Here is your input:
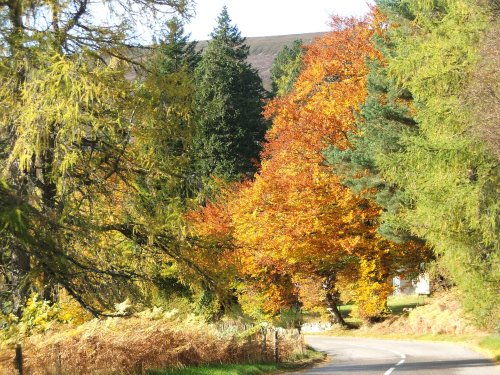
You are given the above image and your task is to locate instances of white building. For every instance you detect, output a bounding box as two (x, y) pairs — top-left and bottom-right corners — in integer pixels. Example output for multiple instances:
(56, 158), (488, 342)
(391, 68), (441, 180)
(393, 273), (430, 295)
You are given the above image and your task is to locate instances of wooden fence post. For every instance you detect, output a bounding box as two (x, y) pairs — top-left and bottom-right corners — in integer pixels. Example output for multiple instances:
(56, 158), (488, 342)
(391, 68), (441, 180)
(301, 329), (305, 355)
(14, 343), (23, 375)
(260, 326), (267, 361)
(273, 329), (279, 363)
(55, 344), (62, 375)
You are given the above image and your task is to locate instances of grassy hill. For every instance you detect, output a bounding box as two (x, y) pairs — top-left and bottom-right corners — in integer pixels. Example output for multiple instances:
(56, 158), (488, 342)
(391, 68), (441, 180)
(197, 32), (326, 90)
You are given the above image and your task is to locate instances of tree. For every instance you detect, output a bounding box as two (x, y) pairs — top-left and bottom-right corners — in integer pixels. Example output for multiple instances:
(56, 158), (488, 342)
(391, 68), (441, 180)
(192, 6), (267, 181)
(270, 39), (304, 97)
(155, 17), (201, 75)
(324, 8), (421, 245)
(0, 0), (191, 317)
(377, 0), (498, 328)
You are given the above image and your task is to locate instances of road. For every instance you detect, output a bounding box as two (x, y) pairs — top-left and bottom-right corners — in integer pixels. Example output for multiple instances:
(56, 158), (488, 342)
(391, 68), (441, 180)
(299, 336), (499, 375)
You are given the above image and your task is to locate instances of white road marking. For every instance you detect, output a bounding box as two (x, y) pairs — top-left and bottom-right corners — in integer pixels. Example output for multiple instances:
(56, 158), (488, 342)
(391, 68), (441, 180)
(388, 349), (406, 359)
(347, 343), (406, 374)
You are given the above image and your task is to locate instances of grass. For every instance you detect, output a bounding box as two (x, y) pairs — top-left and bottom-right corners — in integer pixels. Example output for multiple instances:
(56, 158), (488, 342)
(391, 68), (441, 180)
(337, 294), (425, 326)
(147, 347), (326, 375)
(147, 364), (279, 375)
(478, 335), (500, 362)
(387, 294), (427, 314)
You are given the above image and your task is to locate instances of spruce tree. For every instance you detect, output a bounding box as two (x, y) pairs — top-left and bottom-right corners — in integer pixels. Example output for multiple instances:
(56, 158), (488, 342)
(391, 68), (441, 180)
(156, 17), (200, 75)
(193, 7), (267, 181)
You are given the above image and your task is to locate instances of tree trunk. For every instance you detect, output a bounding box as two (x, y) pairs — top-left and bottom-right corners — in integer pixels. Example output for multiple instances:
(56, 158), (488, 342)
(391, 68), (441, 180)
(325, 290), (346, 326)
(322, 273), (347, 326)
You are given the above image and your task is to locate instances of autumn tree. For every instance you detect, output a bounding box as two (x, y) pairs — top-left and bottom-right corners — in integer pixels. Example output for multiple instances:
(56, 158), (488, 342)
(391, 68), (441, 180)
(192, 7), (267, 181)
(324, 9), (421, 245)
(227, 16), (427, 323)
(0, 0), (192, 317)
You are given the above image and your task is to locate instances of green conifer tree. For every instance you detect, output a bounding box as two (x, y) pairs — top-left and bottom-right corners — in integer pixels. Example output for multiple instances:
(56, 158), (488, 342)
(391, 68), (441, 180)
(328, 0), (499, 328)
(193, 6), (267, 181)
(156, 17), (201, 75)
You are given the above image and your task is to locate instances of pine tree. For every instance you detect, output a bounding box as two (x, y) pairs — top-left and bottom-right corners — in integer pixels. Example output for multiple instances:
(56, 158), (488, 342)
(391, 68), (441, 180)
(192, 7), (267, 181)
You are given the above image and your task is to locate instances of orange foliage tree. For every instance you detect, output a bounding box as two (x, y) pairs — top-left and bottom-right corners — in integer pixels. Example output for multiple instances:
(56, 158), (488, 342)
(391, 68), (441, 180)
(190, 14), (425, 324)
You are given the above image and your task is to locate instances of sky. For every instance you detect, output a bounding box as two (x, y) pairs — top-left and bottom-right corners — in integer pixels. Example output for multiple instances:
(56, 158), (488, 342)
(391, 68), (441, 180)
(185, 0), (375, 41)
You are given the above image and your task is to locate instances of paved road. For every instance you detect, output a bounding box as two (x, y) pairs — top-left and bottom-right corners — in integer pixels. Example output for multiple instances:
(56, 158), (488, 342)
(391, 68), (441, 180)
(300, 336), (499, 375)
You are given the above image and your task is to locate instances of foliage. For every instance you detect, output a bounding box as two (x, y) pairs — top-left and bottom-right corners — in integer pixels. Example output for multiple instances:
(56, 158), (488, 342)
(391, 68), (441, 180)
(0, 0), (196, 320)
(192, 7), (267, 181)
(464, 8), (500, 159)
(327, 0), (498, 329)
(156, 17), (201, 75)
(270, 40), (304, 97)
(0, 292), (90, 342)
(0, 311), (303, 374)
(372, 0), (498, 328)
(323, 15), (421, 244)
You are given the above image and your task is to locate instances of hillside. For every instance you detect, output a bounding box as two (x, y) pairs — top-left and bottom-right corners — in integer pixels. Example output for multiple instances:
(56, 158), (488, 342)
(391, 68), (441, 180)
(197, 32), (326, 90)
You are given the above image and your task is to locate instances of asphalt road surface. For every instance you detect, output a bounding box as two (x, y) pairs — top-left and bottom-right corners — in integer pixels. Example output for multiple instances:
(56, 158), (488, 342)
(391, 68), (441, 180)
(299, 336), (499, 375)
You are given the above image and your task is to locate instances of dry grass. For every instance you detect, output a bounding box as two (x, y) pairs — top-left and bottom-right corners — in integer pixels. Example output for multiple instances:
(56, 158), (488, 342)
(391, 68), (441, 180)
(362, 293), (478, 336)
(0, 311), (303, 375)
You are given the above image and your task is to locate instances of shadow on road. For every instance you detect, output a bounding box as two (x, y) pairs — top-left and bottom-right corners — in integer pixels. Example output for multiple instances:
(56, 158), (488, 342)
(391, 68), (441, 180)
(301, 358), (495, 373)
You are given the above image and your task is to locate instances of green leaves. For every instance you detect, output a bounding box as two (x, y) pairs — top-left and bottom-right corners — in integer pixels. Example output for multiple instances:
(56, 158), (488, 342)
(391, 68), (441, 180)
(0, 181), (27, 237)
(5, 53), (131, 194)
(270, 40), (304, 97)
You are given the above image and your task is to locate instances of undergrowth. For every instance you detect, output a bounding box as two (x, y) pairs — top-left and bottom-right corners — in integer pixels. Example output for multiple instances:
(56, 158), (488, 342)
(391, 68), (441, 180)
(0, 310), (304, 375)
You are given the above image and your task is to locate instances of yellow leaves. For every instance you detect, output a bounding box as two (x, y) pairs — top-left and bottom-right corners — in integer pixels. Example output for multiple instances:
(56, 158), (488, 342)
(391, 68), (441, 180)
(3, 51), (131, 200)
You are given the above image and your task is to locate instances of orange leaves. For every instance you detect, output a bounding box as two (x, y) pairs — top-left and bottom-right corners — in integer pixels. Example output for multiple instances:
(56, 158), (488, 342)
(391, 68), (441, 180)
(227, 16), (389, 315)
(264, 16), (379, 158)
(187, 13), (403, 318)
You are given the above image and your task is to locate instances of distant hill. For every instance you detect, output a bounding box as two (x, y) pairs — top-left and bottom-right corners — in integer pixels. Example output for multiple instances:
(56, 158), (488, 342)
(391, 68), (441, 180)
(197, 32), (326, 91)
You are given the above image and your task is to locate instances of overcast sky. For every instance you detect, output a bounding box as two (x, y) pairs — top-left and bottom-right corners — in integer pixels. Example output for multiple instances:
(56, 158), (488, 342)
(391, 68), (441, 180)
(185, 0), (375, 40)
